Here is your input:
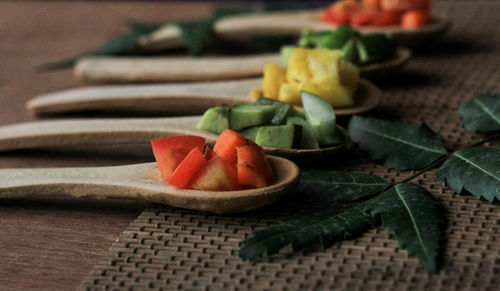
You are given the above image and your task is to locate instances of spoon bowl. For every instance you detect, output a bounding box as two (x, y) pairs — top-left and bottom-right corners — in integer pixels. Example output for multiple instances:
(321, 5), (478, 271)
(0, 156), (300, 214)
(27, 78), (381, 117)
(0, 116), (349, 162)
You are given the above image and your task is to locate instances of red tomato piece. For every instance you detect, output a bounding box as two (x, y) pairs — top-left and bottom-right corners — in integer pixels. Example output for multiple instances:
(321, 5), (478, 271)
(213, 129), (249, 167)
(401, 10), (429, 28)
(372, 10), (402, 26)
(381, 0), (426, 12)
(350, 9), (377, 26)
(362, 0), (381, 10)
(168, 147), (207, 189)
(151, 136), (205, 182)
(188, 157), (239, 191)
(321, 0), (362, 25)
(203, 147), (217, 160)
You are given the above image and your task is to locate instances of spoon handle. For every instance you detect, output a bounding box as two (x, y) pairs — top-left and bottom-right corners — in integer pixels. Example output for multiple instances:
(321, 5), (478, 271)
(0, 117), (217, 152)
(0, 164), (153, 200)
(74, 54), (280, 83)
(28, 79), (261, 116)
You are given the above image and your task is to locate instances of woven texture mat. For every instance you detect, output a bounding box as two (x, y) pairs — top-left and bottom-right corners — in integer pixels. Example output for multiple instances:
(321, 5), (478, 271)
(80, 1), (500, 290)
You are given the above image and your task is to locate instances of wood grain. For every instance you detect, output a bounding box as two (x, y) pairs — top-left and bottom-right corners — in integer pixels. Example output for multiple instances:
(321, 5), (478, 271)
(75, 54), (281, 83)
(0, 157), (300, 214)
(0, 1), (211, 290)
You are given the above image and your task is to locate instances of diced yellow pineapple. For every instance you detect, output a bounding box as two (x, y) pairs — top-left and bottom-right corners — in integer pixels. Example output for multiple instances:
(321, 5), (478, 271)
(302, 82), (354, 108)
(307, 49), (344, 84)
(249, 88), (263, 100)
(286, 48), (312, 84)
(278, 83), (302, 105)
(338, 59), (359, 90)
(263, 63), (286, 99)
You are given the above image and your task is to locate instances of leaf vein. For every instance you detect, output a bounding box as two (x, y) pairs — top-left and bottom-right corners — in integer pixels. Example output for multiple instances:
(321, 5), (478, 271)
(394, 184), (432, 264)
(473, 99), (500, 125)
(353, 125), (445, 154)
(454, 151), (500, 181)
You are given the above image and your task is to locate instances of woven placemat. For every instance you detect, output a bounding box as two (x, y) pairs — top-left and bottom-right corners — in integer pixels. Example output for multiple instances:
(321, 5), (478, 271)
(80, 1), (500, 290)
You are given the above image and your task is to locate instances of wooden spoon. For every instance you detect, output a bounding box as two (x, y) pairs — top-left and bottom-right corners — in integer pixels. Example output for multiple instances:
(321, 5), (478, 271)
(74, 54), (281, 83)
(74, 48), (410, 84)
(0, 116), (349, 162)
(27, 79), (381, 117)
(141, 9), (450, 51)
(0, 156), (300, 214)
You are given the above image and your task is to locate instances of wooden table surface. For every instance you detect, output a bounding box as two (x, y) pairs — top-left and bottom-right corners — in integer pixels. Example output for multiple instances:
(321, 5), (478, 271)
(0, 2), (211, 290)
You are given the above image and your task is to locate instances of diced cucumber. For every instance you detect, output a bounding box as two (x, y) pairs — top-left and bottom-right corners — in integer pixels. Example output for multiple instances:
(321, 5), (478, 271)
(301, 90), (338, 146)
(280, 45), (296, 67)
(255, 124), (300, 149)
(286, 117), (319, 149)
(255, 97), (305, 121)
(229, 104), (276, 131)
(197, 106), (230, 134)
(239, 126), (260, 142)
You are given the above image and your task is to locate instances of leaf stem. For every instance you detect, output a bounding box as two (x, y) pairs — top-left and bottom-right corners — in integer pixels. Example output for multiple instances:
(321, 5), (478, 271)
(392, 132), (500, 186)
(395, 155), (449, 186)
(467, 132), (500, 147)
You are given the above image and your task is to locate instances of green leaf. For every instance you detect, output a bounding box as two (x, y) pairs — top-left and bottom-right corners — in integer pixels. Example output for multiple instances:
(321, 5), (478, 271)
(176, 19), (214, 56)
(39, 27), (160, 71)
(435, 147), (500, 201)
(459, 94), (500, 132)
(365, 183), (444, 273)
(239, 202), (378, 260)
(348, 116), (448, 171)
(297, 171), (390, 202)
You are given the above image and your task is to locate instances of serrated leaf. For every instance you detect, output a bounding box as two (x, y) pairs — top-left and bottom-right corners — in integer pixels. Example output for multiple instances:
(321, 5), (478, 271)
(459, 94), (500, 131)
(239, 203), (377, 260)
(435, 147), (500, 201)
(365, 183), (444, 273)
(176, 19), (214, 57)
(348, 116), (448, 171)
(297, 171), (390, 202)
(39, 27), (160, 71)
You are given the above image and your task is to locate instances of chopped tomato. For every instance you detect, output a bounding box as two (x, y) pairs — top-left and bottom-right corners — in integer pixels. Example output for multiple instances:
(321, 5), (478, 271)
(321, 0), (361, 25)
(401, 10), (429, 28)
(203, 147), (217, 160)
(151, 136), (205, 182)
(371, 10), (402, 26)
(381, 0), (427, 12)
(362, 0), (381, 10)
(350, 9), (377, 26)
(169, 147), (207, 188)
(188, 157), (239, 191)
(213, 129), (248, 167)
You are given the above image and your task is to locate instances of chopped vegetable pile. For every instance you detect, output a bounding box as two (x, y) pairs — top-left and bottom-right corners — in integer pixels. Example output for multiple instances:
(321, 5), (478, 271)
(284, 26), (397, 66)
(252, 48), (359, 108)
(198, 91), (342, 150)
(152, 131), (275, 191)
(321, 0), (431, 28)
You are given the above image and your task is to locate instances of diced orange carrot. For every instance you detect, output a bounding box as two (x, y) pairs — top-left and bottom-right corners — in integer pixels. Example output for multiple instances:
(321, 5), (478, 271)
(248, 141), (275, 184)
(213, 129), (248, 167)
(401, 10), (429, 28)
(169, 147), (207, 189)
(236, 145), (268, 188)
